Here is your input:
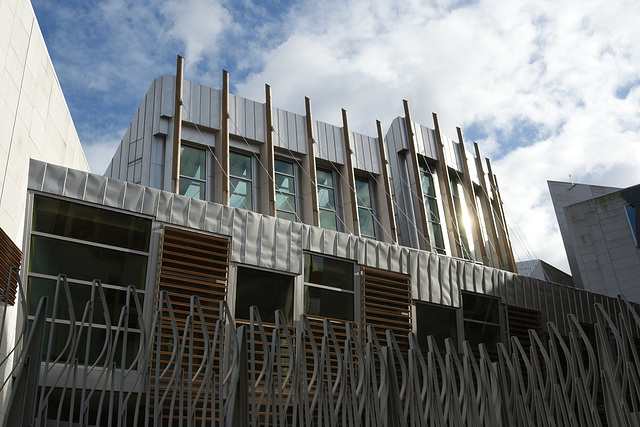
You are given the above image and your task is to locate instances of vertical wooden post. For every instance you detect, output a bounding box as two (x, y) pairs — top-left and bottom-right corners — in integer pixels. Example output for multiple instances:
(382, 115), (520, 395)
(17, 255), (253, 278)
(403, 100), (431, 251)
(217, 70), (230, 205)
(304, 97), (320, 227)
(342, 108), (359, 236)
(456, 127), (488, 264)
(376, 120), (398, 244)
(486, 159), (518, 273)
(263, 84), (276, 216)
(171, 55), (184, 194)
(433, 113), (461, 258)
(474, 143), (503, 269)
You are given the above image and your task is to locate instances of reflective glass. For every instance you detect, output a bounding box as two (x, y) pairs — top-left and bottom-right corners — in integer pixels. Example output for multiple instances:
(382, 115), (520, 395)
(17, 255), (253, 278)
(33, 196), (151, 252)
(462, 293), (500, 324)
(275, 174), (295, 193)
(426, 198), (440, 222)
(235, 267), (294, 324)
(275, 159), (294, 175)
(317, 188), (335, 210)
(29, 235), (148, 289)
(277, 211), (297, 222)
(230, 177), (252, 210)
(358, 208), (375, 238)
(316, 169), (333, 187)
(276, 193), (296, 213)
(180, 145), (206, 180)
(430, 223), (445, 251)
(304, 253), (353, 291)
(304, 285), (354, 321)
(355, 178), (372, 208)
(421, 171), (436, 196)
(319, 210), (338, 231)
(230, 152), (252, 179)
(415, 302), (458, 351)
(179, 178), (205, 199)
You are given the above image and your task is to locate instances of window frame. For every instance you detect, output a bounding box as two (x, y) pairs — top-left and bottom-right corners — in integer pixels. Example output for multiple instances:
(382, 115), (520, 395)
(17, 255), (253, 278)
(229, 151), (255, 211)
(316, 167), (342, 232)
(420, 165), (446, 255)
(274, 158), (299, 222)
(460, 291), (504, 352)
(355, 175), (377, 239)
(178, 144), (207, 200)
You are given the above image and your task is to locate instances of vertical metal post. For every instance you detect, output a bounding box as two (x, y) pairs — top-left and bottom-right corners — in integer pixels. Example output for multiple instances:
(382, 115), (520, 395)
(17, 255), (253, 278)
(170, 55), (184, 194)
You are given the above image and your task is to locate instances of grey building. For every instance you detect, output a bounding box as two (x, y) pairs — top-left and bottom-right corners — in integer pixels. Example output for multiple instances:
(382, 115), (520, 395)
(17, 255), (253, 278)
(549, 180), (640, 302)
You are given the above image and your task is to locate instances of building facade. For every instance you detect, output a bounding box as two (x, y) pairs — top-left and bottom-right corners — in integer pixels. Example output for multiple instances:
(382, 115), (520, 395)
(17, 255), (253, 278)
(549, 180), (640, 302)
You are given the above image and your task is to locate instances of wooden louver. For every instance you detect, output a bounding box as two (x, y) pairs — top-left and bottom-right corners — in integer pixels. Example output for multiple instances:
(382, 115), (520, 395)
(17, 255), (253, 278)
(0, 226), (21, 305)
(363, 266), (412, 353)
(154, 225), (231, 423)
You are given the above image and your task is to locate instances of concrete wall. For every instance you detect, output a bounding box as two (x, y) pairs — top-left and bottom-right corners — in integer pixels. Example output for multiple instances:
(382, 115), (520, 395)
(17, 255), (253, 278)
(565, 191), (640, 302)
(0, 0), (88, 249)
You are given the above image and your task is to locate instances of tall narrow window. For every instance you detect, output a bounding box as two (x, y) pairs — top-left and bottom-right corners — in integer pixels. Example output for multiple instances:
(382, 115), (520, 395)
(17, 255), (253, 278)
(317, 169), (339, 231)
(275, 159), (298, 222)
(229, 152), (253, 210)
(420, 168), (446, 254)
(450, 178), (471, 258)
(304, 253), (354, 321)
(355, 177), (376, 239)
(625, 204), (638, 247)
(179, 145), (206, 199)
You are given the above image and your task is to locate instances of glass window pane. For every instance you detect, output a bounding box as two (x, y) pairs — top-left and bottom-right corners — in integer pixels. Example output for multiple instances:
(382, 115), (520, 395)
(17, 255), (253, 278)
(230, 177), (252, 210)
(304, 285), (354, 321)
(275, 159), (294, 175)
(316, 169), (333, 187)
(358, 208), (375, 238)
(319, 210), (338, 231)
(275, 174), (295, 194)
(179, 178), (206, 199)
(304, 253), (353, 291)
(415, 303), (458, 351)
(317, 188), (335, 210)
(277, 211), (297, 222)
(355, 179), (372, 208)
(430, 223), (445, 250)
(421, 171), (435, 197)
(235, 267), (294, 324)
(426, 198), (440, 222)
(463, 321), (501, 351)
(33, 196), (151, 252)
(462, 293), (500, 324)
(29, 236), (148, 289)
(230, 152), (252, 179)
(180, 145), (206, 180)
(276, 193), (296, 213)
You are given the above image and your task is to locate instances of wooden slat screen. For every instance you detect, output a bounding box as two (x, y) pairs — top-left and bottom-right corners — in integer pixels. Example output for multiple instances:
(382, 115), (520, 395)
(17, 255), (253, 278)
(363, 266), (412, 353)
(154, 225), (230, 423)
(0, 226), (21, 305)
(507, 304), (542, 345)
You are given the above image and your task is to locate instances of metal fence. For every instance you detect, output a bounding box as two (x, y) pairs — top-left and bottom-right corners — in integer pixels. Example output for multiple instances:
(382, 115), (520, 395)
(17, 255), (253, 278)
(1, 270), (640, 426)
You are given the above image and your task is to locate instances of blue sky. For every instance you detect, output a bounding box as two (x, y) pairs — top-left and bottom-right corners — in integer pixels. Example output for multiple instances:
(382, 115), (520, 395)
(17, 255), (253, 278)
(31, 0), (640, 273)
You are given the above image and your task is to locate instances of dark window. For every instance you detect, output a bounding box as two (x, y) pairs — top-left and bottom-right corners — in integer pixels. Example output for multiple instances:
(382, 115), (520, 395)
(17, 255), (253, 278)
(462, 292), (503, 353)
(415, 302), (458, 352)
(235, 267), (294, 324)
(303, 253), (354, 321)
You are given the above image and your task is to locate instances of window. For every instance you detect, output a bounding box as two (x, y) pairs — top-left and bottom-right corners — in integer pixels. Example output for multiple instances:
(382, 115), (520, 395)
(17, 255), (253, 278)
(415, 302), (458, 352)
(355, 177), (376, 239)
(317, 169), (340, 231)
(420, 167), (446, 254)
(229, 152), (253, 210)
(27, 195), (151, 366)
(235, 266), (294, 325)
(462, 292), (503, 353)
(275, 159), (298, 222)
(303, 253), (354, 321)
(450, 178), (471, 258)
(179, 145), (206, 199)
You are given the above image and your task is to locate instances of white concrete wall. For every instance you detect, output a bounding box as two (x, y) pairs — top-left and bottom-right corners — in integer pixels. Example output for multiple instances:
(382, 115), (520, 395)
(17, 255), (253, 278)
(0, 0), (89, 250)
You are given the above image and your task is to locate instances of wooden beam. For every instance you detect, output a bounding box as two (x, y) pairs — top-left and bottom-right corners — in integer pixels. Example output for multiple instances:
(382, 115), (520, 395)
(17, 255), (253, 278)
(403, 100), (431, 251)
(456, 127), (488, 264)
(376, 120), (397, 244)
(341, 108), (359, 236)
(474, 143), (503, 269)
(263, 84), (276, 216)
(170, 55), (184, 194)
(486, 159), (518, 273)
(304, 97), (320, 227)
(217, 70), (230, 205)
(432, 113), (461, 258)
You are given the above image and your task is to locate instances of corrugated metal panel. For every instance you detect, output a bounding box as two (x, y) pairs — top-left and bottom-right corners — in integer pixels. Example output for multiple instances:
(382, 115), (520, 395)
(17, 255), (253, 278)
(415, 124), (438, 161)
(314, 121), (345, 164)
(273, 108), (306, 154)
(160, 74), (175, 118)
(229, 94), (265, 143)
(351, 132), (381, 174)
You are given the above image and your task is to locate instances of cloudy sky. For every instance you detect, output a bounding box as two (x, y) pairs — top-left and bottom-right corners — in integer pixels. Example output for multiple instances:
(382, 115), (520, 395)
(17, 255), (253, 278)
(32, 0), (640, 273)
